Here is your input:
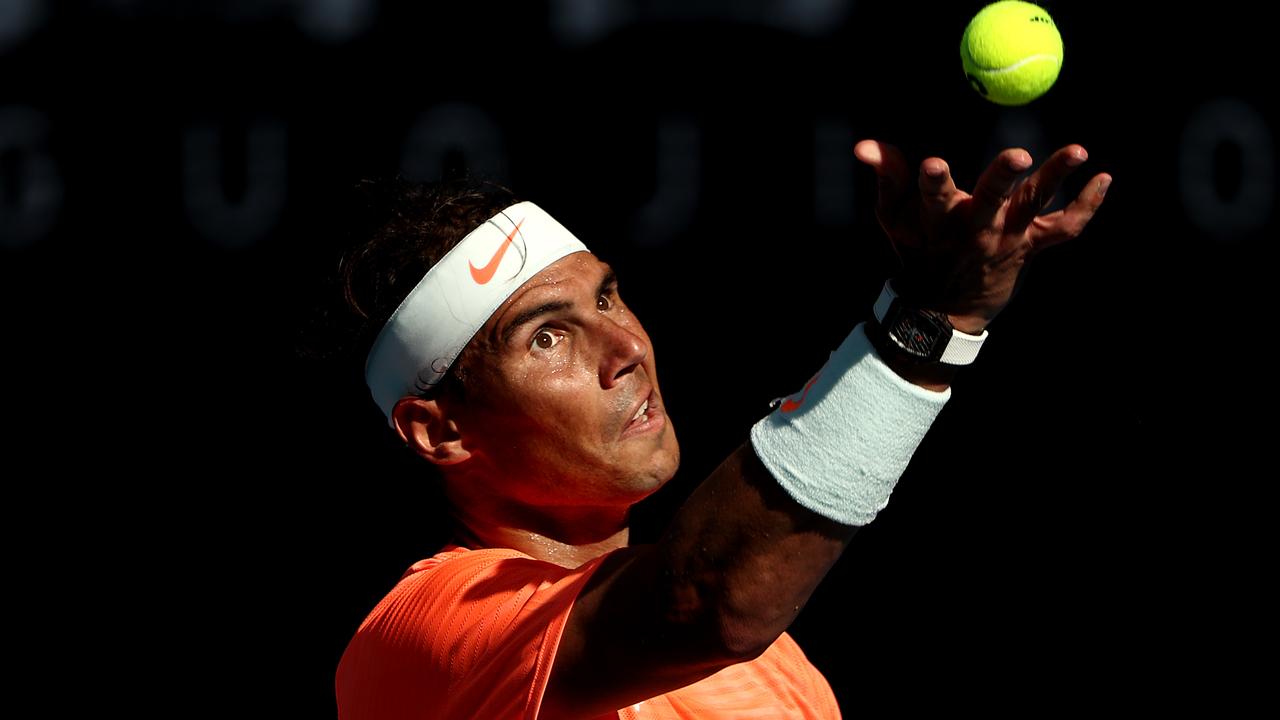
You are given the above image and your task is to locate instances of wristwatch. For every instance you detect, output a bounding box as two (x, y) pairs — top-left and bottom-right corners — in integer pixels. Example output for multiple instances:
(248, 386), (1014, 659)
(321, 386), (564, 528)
(871, 279), (988, 365)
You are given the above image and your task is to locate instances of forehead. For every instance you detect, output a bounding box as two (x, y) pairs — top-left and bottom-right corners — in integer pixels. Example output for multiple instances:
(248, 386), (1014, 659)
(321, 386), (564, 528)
(483, 250), (607, 331)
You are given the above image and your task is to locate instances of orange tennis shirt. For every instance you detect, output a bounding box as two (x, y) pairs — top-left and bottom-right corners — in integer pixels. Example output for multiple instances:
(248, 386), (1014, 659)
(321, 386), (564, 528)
(336, 545), (841, 719)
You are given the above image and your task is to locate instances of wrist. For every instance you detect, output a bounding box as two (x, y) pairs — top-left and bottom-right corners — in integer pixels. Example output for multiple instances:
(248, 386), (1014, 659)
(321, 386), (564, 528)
(866, 319), (958, 393)
(871, 279), (988, 369)
(750, 322), (950, 527)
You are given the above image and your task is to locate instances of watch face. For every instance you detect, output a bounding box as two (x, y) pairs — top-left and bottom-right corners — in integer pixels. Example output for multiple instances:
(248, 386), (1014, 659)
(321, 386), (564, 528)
(888, 309), (952, 360)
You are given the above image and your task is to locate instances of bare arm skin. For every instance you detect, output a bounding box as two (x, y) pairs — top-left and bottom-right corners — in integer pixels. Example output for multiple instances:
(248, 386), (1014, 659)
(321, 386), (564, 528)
(541, 141), (1111, 719)
(542, 443), (853, 718)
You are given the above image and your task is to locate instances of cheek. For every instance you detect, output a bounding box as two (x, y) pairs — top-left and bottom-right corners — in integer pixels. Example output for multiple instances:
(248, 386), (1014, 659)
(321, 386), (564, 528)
(507, 367), (602, 433)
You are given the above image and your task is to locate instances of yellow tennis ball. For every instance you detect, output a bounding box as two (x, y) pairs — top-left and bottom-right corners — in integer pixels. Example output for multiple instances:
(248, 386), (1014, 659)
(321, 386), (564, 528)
(960, 1), (1063, 106)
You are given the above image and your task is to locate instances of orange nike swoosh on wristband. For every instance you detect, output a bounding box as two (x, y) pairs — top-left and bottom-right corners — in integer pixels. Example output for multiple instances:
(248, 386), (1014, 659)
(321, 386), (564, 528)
(780, 369), (823, 413)
(469, 219), (525, 285)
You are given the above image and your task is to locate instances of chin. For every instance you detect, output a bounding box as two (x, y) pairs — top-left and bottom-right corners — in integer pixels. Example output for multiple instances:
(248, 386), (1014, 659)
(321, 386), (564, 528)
(636, 436), (681, 498)
(618, 474), (671, 506)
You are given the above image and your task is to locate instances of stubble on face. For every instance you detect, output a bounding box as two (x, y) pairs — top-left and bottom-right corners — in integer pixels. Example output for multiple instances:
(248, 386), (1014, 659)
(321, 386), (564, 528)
(447, 253), (681, 514)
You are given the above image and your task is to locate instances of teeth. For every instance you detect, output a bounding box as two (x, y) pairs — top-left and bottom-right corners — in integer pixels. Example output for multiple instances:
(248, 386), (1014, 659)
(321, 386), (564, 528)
(632, 400), (649, 423)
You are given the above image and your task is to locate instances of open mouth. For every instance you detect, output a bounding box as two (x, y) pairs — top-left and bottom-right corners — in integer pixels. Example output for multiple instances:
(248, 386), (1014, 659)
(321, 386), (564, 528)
(629, 398), (651, 426)
(622, 389), (661, 437)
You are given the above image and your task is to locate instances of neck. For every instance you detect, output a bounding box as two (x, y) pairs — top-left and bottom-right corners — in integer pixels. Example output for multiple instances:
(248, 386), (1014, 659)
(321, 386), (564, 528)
(446, 488), (632, 569)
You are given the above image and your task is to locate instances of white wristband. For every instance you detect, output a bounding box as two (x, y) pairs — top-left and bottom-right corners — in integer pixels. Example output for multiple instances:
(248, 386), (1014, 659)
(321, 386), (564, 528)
(749, 322), (950, 526)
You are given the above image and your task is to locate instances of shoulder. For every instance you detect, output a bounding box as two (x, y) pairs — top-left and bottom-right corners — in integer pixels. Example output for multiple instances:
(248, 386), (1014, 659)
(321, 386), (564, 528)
(358, 545), (600, 642)
(337, 545), (612, 720)
(393, 545), (542, 594)
(400, 544), (597, 603)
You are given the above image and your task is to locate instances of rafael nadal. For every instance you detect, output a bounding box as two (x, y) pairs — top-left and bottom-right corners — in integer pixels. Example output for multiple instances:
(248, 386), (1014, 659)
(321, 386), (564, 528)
(334, 139), (1111, 719)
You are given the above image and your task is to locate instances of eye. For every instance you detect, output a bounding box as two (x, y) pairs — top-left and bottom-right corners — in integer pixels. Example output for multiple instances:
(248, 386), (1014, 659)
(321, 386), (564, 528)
(597, 293), (612, 312)
(531, 329), (562, 351)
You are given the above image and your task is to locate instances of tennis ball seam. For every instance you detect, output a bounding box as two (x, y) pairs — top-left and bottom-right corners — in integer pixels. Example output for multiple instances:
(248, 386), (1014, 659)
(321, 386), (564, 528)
(977, 53), (1061, 75)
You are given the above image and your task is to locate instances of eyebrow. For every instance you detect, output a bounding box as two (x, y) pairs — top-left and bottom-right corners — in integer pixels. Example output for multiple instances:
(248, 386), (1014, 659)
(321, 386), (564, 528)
(499, 267), (617, 347)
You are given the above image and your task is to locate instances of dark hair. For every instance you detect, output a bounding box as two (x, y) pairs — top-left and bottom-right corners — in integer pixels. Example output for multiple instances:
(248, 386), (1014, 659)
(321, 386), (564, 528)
(297, 176), (519, 412)
(292, 177), (521, 554)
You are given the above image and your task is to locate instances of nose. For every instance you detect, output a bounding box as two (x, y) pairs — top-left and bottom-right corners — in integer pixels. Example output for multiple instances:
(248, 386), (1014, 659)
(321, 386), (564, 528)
(596, 314), (648, 389)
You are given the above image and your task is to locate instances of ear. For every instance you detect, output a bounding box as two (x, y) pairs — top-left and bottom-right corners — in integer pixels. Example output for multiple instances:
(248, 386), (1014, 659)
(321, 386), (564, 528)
(391, 396), (472, 466)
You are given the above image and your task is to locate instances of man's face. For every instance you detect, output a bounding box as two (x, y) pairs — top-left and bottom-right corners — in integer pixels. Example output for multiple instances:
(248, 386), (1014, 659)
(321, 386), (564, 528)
(445, 251), (680, 510)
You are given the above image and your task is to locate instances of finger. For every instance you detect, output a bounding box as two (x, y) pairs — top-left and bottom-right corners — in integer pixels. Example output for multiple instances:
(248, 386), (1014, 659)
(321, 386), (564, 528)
(1028, 173), (1112, 252)
(918, 157), (961, 220)
(921, 155), (962, 230)
(971, 148), (1033, 229)
(854, 139), (911, 220)
(1005, 144), (1088, 233)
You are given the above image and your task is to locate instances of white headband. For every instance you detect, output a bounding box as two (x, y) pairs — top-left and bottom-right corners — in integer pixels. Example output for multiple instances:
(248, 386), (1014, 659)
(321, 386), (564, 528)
(364, 201), (590, 427)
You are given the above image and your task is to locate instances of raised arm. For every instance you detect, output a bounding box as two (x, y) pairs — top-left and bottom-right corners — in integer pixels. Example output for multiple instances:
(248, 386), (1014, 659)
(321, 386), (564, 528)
(541, 140), (1111, 719)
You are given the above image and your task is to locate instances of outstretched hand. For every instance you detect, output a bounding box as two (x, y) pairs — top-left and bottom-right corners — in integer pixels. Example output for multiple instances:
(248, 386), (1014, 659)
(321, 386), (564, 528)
(854, 139), (1111, 334)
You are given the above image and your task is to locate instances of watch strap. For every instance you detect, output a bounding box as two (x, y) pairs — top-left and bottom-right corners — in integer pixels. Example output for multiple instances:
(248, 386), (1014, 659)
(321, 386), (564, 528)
(872, 279), (988, 365)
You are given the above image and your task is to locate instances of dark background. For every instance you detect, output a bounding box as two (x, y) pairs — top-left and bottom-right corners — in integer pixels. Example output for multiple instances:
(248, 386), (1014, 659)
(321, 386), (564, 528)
(3, 1), (1272, 715)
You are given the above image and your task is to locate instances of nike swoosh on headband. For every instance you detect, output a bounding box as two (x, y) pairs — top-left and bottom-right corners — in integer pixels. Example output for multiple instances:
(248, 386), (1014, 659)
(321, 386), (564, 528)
(469, 219), (524, 285)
